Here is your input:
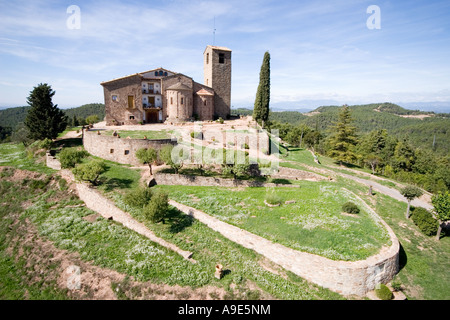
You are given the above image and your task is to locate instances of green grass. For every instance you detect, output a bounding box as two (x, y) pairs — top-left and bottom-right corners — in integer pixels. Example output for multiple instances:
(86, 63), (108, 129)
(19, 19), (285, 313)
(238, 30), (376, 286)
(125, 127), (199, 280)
(152, 183), (390, 261)
(0, 143), (55, 174)
(101, 130), (171, 140)
(0, 172), (342, 300)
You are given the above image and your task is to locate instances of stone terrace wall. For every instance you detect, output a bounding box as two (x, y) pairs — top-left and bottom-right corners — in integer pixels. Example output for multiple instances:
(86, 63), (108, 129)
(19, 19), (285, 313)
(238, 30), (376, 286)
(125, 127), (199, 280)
(46, 152), (61, 170)
(153, 173), (300, 188)
(83, 130), (176, 166)
(170, 199), (399, 296)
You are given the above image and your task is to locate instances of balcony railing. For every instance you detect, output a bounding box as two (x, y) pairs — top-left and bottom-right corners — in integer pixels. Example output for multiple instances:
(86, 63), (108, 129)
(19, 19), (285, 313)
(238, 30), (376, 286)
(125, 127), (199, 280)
(143, 103), (161, 109)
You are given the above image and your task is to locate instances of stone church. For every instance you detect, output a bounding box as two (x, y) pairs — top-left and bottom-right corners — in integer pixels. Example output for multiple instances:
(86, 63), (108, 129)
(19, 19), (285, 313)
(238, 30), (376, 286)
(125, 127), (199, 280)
(101, 45), (231, 125)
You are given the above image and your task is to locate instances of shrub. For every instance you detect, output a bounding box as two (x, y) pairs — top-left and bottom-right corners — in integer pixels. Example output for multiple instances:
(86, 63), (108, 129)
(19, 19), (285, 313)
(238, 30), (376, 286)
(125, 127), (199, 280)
(123, 186), (153, 209)
(342, 201), (360, 214)
(265, 188), (282, 205)
(217, 117), (224, 124)
(143, 191), (169, 223)
(72, 159), (106, 185)
(190, 132), (203, 140)
(59, 148), (88, 168)
(411, 207), (439, 236)
(375, 283), (393, 300)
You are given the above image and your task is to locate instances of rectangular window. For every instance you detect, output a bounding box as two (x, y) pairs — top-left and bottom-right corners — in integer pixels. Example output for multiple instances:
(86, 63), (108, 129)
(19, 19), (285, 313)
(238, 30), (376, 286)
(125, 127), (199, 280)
(181, 97), (184, 105)
(206, 53), (209, 64)
(110, 149), (114, 154)
(128, 96), (135, 109)
(219, 53), (225, 64)
(170, 97), (173, 105)
(112, 95), (118, 101)
(124, 150), (130, 155)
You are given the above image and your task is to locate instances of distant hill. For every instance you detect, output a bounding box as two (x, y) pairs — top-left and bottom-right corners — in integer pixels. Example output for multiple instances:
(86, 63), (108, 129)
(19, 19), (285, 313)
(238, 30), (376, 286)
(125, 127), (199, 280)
(63, 103), (105, 122)
(0, 106), (30, 130)
(266, 102), (450, 156)
(0, 103), (105, 130)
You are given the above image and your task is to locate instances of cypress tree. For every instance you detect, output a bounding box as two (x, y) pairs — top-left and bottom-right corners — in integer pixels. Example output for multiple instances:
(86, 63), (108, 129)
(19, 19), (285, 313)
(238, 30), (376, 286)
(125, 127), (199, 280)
(24, 83), (68, 140)
(326, 105), (358, 165)
(253, 51), (270, 127)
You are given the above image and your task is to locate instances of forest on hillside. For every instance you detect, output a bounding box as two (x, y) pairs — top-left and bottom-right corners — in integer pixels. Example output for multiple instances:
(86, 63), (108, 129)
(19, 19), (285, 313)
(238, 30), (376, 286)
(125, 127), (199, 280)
(0, 103), (105, 142)
(253, 103), (450, 194)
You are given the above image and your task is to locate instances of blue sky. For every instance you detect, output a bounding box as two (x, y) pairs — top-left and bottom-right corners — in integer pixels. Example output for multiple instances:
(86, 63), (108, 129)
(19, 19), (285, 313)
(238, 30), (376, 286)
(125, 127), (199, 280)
(1, 0), (450, 111)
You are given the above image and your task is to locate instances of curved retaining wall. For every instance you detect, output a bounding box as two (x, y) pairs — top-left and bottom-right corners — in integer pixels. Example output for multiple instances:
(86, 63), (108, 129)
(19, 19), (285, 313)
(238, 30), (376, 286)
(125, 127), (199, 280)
(47, 147), (399, 296)
(83, 130), (175, 166)
(170, 199), (399, 296)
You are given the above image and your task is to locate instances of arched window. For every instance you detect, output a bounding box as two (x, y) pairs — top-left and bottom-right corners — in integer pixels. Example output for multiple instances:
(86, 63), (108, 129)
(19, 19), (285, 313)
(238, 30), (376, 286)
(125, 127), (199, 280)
(154, 71), (158, 76)
(159, 70), (163, 76)
(164, 72), (168, 76)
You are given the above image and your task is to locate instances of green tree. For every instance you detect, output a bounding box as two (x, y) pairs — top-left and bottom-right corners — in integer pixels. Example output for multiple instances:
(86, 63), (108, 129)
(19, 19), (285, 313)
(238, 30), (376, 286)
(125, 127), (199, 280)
(72, 159), (106, 186)
(136, 147), (157, 175)
(160, 144), (184, 173)
(326, 105), (358, 165)
(123, 186), (153, 209)
(431, 191), (450, 240)
(393, 140), (416, 172)
(71, 115), (80, 127)
(143, 191), (169, 224)
(59, 148), (88, 168)
(85, 115), (100, 125)
(400, 185), (423, 219)
(253, 51), (270, 127)
(24, 83), (68, 140)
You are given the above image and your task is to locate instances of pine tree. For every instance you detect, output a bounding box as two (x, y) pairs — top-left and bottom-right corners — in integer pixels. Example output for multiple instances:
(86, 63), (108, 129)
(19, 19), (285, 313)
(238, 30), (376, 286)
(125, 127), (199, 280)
(326, 105), (358, 165)
(253, 51), (270, 127)
(24, 83), (68, 140)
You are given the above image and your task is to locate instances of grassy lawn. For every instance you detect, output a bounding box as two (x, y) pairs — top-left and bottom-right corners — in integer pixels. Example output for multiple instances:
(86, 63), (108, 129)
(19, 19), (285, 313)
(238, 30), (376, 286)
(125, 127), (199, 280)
(152, 183), (390, 261)
(1, 141), (448, 300)
(101, 130), (171, 140)
(0, 143), (55, 174)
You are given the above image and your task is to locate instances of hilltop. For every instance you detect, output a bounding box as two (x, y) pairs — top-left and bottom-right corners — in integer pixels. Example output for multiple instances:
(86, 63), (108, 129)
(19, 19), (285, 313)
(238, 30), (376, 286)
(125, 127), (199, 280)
(0, 103), (105, 131)
(232, 103), (450, 156)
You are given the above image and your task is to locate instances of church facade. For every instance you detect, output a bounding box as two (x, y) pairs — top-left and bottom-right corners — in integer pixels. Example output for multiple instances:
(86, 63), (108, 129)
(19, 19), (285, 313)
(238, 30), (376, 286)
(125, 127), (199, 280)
(101, 45), (231, 125)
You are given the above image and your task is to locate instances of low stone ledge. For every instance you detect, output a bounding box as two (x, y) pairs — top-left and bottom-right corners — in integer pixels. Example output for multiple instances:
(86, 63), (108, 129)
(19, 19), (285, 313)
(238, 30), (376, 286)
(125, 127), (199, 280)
(153, 173), (301, 188)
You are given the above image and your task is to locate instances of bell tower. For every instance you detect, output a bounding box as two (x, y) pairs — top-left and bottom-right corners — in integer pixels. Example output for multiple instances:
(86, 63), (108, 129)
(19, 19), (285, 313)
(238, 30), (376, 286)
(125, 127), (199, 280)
(204, 45), (231, 119)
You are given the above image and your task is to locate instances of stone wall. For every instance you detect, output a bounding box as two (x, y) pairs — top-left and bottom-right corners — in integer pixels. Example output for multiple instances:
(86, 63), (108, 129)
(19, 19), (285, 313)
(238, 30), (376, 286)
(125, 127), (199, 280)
(83, 130), (176, 166)
(102, 74), (143, 126)
(153, 173), (300, 188)
(46, 152), (61, 170)
(170, 199), (399, 297)
(203, 46), (231, 119)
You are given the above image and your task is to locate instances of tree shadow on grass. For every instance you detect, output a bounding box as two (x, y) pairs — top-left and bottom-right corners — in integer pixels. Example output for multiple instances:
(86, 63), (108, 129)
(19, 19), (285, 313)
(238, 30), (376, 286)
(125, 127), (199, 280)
(53, 138), (83, 149)
(166, 207), (194, 233)
(102, 177), (136, 192)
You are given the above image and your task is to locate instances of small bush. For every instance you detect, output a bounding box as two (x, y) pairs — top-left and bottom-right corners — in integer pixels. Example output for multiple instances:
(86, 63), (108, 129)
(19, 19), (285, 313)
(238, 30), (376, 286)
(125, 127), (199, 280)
(217, 117), (224, 124)
(123, 186), (153, 209)
(265, 189), (282, 205)
(190, 132), (203, 140)
(59, 148), (88, 168)
(375, 283), (393, 300)
(143, 191), (169, 223)
(411, 207), (439, 236)
(342, 201), (360, 214)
